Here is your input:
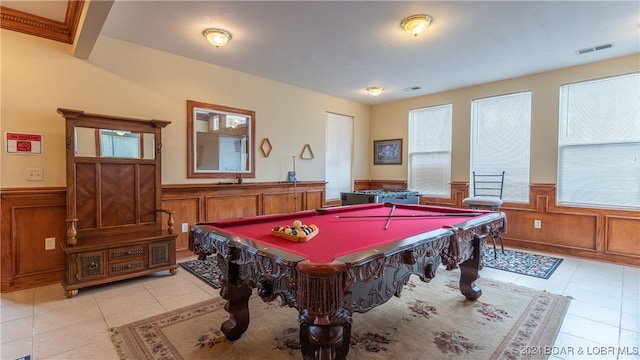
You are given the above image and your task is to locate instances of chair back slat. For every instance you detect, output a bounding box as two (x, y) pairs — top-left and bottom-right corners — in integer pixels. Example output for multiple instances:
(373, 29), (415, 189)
(472, 171), (505, 199)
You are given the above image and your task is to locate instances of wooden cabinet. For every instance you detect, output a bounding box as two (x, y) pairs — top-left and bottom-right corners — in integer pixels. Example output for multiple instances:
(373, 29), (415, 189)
(58, 108), (178, 298)
(62, 233), (176, 293)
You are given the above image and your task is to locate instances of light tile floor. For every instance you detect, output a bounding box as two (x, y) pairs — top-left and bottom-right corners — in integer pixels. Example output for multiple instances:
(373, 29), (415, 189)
(1, 250), (638, 360)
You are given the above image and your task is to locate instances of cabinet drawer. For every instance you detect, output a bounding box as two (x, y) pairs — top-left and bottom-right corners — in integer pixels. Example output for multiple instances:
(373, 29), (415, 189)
(149, 241), (171, 268)
(109, 260), (146, 276)
(109, 245), (146, 261)
(77, 251), (106, 280)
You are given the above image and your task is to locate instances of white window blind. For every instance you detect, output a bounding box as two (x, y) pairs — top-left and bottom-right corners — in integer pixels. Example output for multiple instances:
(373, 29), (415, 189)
(325, 112), (353, 201)
(408, 105), (452, 197)
(470, 92), (531, 203)
(558, 73), (640, 209)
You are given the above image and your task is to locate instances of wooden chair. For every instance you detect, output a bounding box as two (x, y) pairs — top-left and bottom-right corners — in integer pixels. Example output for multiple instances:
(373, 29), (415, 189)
(462, 171), (505, 258)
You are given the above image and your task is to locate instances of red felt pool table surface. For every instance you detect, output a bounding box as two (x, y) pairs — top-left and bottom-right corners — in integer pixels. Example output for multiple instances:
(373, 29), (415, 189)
(200, 203), (489, 264)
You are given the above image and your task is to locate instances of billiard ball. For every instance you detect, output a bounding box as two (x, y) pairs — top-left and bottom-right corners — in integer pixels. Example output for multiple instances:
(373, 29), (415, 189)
(292, 220), (302, 229)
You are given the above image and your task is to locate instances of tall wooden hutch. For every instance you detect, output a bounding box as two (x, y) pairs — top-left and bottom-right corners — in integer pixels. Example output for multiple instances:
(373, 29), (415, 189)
(58, 108), (178, 298)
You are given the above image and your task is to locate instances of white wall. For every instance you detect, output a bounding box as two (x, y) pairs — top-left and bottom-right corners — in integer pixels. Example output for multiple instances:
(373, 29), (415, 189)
(0, 30), (371, 187)
(369, 54), (639, 184)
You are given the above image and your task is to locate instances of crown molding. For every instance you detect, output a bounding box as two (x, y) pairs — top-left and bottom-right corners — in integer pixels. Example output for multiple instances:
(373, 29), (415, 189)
(0, 1), (84, 44)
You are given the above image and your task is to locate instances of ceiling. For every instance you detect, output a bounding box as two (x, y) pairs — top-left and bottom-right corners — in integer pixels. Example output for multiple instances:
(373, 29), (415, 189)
(2, 1), (639, 105)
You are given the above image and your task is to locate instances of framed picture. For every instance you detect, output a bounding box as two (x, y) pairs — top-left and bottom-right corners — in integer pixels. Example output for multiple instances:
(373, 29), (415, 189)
(373, 139), (402, 165)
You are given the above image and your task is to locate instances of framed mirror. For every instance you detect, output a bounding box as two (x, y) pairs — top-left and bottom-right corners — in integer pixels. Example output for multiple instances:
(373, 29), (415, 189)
(187, 100), (255, 178)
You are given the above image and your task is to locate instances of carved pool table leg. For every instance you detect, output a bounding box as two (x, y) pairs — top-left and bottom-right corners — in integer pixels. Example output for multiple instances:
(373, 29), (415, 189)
(296, 260), (350, 360)
(220, 263), (253, 341)
(299, 309), (352, 360)
(458, 234), (484, 300)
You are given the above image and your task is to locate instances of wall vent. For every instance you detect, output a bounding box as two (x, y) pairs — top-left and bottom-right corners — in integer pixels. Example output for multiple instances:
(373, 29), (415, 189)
(576, 43), (613, 55)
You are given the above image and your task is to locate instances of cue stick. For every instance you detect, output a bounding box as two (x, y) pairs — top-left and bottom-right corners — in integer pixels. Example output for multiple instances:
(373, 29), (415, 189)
(384, 204), (396, 230)
(336, 213), (482, 218)
(293, 155), (297, 211)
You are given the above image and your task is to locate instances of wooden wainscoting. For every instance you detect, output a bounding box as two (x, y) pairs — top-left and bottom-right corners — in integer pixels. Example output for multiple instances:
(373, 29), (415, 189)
(1, 188), (67, 292)
(500, 184), (640, 266)
(1, 182), (326, 292)
(4, 181), (636, 291)
(362, 180), (639, 267)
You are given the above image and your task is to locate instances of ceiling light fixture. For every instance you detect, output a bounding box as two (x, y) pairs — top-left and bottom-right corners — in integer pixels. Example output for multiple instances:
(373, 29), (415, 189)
(401, 14), (432, 37)
(203, 28), (232, 48)
(366, 87), (384, 97)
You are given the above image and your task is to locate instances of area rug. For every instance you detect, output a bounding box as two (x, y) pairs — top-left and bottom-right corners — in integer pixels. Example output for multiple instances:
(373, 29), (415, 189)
(110, 269), (571, 360)
(179, 259), (221, 289)
(483, 248), (564, 279)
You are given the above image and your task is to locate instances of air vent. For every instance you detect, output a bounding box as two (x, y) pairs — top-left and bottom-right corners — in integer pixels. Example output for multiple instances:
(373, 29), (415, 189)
(594, 43), (613, 51)
(401, 86), (422, 92)
(576, 43), (613, 55)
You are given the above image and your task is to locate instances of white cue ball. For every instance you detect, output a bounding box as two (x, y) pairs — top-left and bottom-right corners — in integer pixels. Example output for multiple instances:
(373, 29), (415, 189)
(292, 220), (302, 229)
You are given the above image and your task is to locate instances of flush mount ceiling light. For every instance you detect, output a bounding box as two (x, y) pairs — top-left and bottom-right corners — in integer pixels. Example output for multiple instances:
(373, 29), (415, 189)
(366, 87), (384, 97)
(203, 28), (232, 47)
(401, 14), (432, 37)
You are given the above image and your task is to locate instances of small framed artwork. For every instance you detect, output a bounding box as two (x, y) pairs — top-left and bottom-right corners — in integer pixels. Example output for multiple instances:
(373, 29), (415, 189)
(373, 139), (402, 165)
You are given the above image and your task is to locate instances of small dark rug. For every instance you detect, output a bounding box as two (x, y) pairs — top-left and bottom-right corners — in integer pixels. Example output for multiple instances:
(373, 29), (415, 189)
(179, 259), (222, 289)
(483, 248), (563, 279)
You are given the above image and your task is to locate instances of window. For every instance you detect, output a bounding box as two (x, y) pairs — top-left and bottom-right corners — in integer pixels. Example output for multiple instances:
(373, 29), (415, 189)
(325, 112), (353, 201)
(471, 92), (531, 203)
(408, 105), (452, 197)
(558, 73), (640, 209)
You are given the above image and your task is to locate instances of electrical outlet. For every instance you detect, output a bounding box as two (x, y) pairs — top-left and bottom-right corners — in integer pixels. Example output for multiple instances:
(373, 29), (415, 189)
(45, 237), (56, 250)
(534, 220), (542, 229)
(27, 168), (43, 181)
(181, 223), (189, 233)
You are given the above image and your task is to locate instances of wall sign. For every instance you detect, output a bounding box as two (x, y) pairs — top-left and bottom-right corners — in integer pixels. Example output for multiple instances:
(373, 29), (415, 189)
(5, 132), (43, 155)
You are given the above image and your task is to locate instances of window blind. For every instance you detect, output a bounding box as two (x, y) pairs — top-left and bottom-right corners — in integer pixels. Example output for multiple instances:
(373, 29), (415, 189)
(470, 92), (531, 203)
(408, 105), (452, 197)
(558, 73), (640, 209)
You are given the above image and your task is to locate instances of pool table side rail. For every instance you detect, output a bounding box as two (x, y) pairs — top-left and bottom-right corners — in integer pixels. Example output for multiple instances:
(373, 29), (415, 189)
(196, 210), (318, 228)
(316, 202), (493, 215)
(189, 225), (307, 265)
(444, 211), (507, 268)
(334, 227), (454, 265)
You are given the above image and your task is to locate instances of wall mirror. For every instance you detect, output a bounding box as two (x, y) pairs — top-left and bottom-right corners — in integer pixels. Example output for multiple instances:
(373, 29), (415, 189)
(74, 127), (155, 159)
(187, 100), (255, 178)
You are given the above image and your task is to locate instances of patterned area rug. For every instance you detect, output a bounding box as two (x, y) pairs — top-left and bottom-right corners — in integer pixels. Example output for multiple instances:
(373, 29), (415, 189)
(110, 269), (571, 360)
(483, 248), (564, 279)
(179, 259), (222, 289)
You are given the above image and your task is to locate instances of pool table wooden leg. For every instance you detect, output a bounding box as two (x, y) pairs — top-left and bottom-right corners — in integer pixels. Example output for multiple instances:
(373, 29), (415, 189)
(220, 263), (253, 341)
(458, 234), (484, 300)
(296, 260), (351, 360)
(299, 309), (352, 360)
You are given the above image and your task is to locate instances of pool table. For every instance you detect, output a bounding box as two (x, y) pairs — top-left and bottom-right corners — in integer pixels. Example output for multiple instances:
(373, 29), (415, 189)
(189, 203), (506, 360)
